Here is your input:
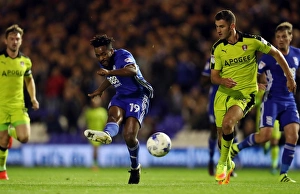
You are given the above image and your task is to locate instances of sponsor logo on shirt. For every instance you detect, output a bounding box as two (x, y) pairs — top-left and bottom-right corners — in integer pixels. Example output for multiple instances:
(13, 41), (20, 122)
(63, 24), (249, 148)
(224, 55), (251, 66)
(1, 70), (24, 77)
(107, 76), (121, 87)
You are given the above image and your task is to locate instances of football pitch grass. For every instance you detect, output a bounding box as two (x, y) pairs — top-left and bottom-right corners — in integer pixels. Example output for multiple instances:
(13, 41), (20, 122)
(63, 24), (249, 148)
(0, 167), (299, 194)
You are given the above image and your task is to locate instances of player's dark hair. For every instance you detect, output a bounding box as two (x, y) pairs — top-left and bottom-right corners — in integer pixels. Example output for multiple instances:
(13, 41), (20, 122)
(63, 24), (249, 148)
(276, 22), (293, 35)
(5, 24), (24, 38)
(215, 10), (236, 24)
(90, 34), (114, 48)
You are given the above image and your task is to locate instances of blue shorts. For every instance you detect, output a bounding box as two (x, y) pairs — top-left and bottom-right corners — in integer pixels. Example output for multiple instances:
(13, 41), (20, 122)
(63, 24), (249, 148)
(108, 94), (150, 126)
(259, 99), (300, 131)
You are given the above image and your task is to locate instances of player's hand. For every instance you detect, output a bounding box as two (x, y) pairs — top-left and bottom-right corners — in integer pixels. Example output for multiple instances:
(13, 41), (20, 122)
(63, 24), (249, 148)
(258, 83), (266, 91)
(88, 90), (103, 99)
(31, 99), (39, 110)
(222, 78), (237, 88)
(287, 78), (297, 94)
(97, 68), (110, 76)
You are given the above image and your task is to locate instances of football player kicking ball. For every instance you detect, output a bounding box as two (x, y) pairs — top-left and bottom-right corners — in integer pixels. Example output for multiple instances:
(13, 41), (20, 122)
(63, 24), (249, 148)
(231, 22), (299, 182)
(84, 34), (153, 184)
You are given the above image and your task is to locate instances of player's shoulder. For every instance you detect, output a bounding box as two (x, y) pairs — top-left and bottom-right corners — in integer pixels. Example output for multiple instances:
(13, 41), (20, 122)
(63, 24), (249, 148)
(241, 31), (271, 51)
(241, 32), (262, 41)
(114, 49), (136, 66)
(19, 52), (32, 67)
(19, 51), (30, 59)
(289, 46), (300, 55)
(239, 31), (269, 46)
(0, 50), (31, 61)
(211, 39), (226, 54)
(0, 49), (6, 56)
(115, 48), (132, 56)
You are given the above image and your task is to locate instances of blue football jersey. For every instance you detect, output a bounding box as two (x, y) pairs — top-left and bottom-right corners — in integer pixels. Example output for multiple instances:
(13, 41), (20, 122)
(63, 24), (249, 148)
(99, 49), (153, 98)
(258, 46), (300, 101)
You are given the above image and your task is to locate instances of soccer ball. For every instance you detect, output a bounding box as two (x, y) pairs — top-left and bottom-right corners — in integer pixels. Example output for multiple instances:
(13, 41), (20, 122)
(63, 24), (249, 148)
(146, 132), (172, 157)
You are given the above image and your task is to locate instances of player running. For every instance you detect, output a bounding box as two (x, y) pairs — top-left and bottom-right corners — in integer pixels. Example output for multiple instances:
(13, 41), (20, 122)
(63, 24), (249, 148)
(201, 59), (238, 177)
(0, 24), (39, 180)
(231, 22), (299, 182)
(210, 10), (296, 185)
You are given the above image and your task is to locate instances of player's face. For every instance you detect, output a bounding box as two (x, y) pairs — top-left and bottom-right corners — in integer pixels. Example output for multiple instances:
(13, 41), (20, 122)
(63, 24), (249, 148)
(215, 20), (232, 40)
(5, 32), (22, 52)
(94, 46), (114, 67)
(275, 30), (292, 52)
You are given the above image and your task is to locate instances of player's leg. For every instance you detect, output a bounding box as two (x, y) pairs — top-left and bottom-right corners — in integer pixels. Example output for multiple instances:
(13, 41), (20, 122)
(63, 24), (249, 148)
(255, 95), (270, 154)
(214, 93), (238, 183)
(126, 95), (150, 184)
(7, 125), (15, 149)
(270, 120), (280, 174)
(11, 108), (31, 144)
(210, 109), (240, 178)
(220, 94), (256, 184)
(92, 145), (98, 169)
(123, 117), (141, 184)
(231, 100), (274, 160)
(90, 140), (101, 170)
(230, 126), (238, 177)
(207, 91), (218, 176)
(208, 121), (217, 176)
(217, 105), (242, 184)
(234, 126), (273, 151)
(0, 108), (31, 180)
(14, 123), (31, 143)
(0, 128), (10, 180)
(8, 125), (17, 139)
(85, 105), (123, 144)
(278, 121), (299, 183)
(216, 125), (238, 180)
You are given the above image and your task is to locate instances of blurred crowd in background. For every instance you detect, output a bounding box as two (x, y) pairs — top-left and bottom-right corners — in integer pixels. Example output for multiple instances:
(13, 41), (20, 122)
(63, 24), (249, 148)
(1, 0), (300, 144)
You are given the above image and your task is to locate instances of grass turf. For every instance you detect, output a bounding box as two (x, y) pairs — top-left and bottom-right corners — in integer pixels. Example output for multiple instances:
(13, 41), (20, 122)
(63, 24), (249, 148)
(0, 167), (299, 194)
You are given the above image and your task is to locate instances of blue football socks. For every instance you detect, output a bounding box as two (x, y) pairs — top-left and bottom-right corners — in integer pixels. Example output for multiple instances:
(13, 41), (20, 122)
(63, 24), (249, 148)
(128, 142), (140, 169)
(280, 143), (296, 174)
(104, 122), (119, 137)
(238, 133), (256, 150)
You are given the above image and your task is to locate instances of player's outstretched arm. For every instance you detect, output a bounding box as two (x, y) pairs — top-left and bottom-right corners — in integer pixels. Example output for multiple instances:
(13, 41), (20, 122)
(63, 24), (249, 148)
(98, 64), (137, 77)
(24, 76), (39, 110)
(88, 79), (111, 99)
(268, 46), (297, 93)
